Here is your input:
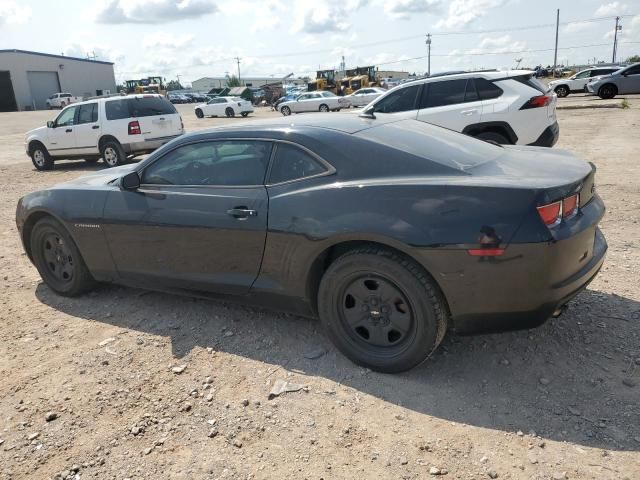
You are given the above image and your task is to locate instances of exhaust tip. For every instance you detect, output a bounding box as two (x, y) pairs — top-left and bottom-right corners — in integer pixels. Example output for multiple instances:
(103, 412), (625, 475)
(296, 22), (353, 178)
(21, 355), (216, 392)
(552, 305), (568, 318)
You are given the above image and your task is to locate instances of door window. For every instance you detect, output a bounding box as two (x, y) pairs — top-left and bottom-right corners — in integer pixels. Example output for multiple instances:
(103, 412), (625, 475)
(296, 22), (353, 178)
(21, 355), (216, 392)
(575, 70), (591, 79)
(420, 79), (468, 108)
(105, 99), (130, 120)
(55, 106), (77, 127)
(624, 65), (640, 75)
(77, 103), (98, 124)
(372, 84), (420, 113)
(268, 143), (327, 184)
(475, 78), (504, 100)
(142, 141), (272, 186)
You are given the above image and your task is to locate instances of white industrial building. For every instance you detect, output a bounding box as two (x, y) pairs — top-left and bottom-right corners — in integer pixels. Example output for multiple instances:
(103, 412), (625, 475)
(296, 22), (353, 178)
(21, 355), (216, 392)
(192, 76), (307, 92)
(0, 49), (117, 111)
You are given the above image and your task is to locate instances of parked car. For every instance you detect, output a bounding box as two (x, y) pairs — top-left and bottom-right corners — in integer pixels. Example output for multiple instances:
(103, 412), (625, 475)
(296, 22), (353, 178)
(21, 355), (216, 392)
(362, 70), (558, 146)
(548, 67), (622, 97)
(168, 93), (189, 104)
(273, 94), (298, 110)
(194, 96), (254, 118)
(344, 87), (386, 107)
(46, 93), (82, 109)
(586, 62), (640, 99)
(278, 91), (349, 115)
(25, 94), (184, 170)
(16, 114), (606, 372)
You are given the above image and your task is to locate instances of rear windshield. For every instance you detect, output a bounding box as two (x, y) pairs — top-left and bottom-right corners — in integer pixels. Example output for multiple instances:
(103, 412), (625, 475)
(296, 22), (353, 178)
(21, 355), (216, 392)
(105, 97), (177, 120)
(356, 119), (501, 171)
(511, 74), (548, 94)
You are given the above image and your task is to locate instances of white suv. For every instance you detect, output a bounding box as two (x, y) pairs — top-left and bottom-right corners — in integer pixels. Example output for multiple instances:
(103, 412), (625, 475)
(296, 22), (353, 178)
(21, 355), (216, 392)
(25, 94), (184, 171)
(362, 70), (559, 146)
(548, 66), (621, 97)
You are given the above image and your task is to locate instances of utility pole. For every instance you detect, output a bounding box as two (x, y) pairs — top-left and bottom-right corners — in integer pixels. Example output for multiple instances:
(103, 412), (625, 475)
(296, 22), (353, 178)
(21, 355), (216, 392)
(553, 9), (559, 78)
(234, 57), (242, 85)
(612, 17), (622, 63)
(425, 33), (432, 77)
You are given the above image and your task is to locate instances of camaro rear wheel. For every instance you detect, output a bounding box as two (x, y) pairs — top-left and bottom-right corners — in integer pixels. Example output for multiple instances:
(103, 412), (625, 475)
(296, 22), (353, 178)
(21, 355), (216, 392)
(30, 143), (54, 171)
(101, 140), (125, 168)
(318, 248), (447, 373)
(30, 217), (95, 296)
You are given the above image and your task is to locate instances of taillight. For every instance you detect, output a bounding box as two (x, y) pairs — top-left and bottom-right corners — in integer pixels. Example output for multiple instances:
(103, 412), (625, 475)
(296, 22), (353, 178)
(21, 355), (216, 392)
(467, 248), (504, 257)
(562, 194), (579, 218)
(537, 201), (562, 226)
(520, 94), (552, 109)
(128, 120), (141, 135)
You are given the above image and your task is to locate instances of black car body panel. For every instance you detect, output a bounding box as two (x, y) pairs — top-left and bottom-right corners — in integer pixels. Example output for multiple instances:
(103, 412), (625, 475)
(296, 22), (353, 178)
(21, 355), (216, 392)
(17, 115), (606, 333)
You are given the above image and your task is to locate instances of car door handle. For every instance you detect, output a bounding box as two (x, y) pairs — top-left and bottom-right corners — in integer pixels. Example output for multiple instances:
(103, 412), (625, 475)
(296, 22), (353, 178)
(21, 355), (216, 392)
(227, 207), (257, 219)
(92, 125), (100, 129)
(65, 128), (73, 133)
(461, 109), (478, 115)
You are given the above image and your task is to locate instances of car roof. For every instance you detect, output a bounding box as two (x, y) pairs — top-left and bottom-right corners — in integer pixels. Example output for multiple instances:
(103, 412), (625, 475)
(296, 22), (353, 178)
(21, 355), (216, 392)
(72, 94), (165, 106)
(402, 69), (535, 85)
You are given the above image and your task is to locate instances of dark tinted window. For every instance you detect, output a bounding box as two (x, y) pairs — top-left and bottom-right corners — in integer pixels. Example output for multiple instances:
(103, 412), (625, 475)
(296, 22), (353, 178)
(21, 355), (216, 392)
(625, 65), (640, 75)
(128, 97), (176, 117)
(464, 78), (479, 102)
(268, 143), (326, 184)
(420, 79), (467, 108)
(512, 75), (548, 94)
(77, 103), (98, 124)
(105, 99), (130, 120)
(373, 84), (420, 113)
(475, 78), (504, 99)
(594, 69), (617, 76)
(142, 141), (271, 186)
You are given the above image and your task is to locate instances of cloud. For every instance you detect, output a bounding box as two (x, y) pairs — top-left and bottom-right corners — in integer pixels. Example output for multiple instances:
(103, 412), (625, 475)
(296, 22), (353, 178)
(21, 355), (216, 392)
(0, 0), (31, 24)
(63, 43), (125, 65)
(95, 0), (218, 24)
(563, 21), (594, 34)
(142, 32), (195, 48)
(465, 34), (526, 55)
(594, 2), (628, 17)
(436, 0), (508, 29)
(383, 0), (441, 20)
(292, 0), (368, 34)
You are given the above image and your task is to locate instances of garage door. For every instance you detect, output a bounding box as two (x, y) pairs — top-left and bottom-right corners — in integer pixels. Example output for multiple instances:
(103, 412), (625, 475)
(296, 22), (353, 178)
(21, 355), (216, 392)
(0, 71), (18, 112)
(27, 71), (61, 110)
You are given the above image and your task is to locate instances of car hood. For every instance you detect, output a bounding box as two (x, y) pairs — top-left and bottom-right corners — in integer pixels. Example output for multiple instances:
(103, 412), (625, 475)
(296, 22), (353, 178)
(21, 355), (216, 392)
(55, 164), (138, 188)
(26, 126), (47, 138)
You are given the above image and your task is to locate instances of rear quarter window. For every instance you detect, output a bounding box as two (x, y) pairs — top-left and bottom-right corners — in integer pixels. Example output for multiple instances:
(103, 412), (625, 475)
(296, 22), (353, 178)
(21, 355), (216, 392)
(105, 99), (130, 120)
(128, 97), (177, 117)
(511, 75), (548, 94)
(475, 78), (504, 100)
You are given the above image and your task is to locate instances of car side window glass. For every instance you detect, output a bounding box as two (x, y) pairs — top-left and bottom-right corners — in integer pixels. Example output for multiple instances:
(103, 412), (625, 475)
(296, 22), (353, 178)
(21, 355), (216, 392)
(421, 79), (467, 108)
(105, 99), (130, 120)
(77, 103), (98, 124)
(268, 143), (327, 184)
(374, 85), (420, 113)
(575, 71), (591, 79)
(464, 78), (480, 102)
(142, 141), (272, 186)
(55, 106), (77, 127)
(625, 65), (640, 75)
(475, 78), (503, 100)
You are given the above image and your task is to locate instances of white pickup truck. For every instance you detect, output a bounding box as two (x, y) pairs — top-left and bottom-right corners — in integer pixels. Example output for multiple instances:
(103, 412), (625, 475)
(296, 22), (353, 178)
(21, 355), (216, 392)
(46, 93), (82, 109)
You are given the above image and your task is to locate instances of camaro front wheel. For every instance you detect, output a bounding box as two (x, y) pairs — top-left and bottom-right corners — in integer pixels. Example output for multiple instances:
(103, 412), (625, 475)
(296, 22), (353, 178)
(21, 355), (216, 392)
(318, 248), (447, 373)
(30, 217), (95, 296)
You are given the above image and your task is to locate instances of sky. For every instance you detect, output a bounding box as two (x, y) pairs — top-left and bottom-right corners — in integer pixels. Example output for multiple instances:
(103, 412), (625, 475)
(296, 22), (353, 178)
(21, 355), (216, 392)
(1, 0), (639, 86)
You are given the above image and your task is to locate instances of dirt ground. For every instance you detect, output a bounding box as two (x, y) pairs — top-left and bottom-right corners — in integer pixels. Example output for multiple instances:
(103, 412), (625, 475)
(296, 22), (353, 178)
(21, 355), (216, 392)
(0, 96), (639, 480)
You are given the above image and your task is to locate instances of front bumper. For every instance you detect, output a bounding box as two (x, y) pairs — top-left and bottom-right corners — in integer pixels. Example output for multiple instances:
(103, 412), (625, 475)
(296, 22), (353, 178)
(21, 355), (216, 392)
(528, 121), (559, 147)
(587, 83), (597, 94)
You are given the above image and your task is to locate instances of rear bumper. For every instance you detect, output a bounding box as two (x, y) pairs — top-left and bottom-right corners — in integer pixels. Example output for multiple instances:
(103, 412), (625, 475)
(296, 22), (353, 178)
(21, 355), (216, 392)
(123, 133), (183, 155)
(528, 121), (559, 147)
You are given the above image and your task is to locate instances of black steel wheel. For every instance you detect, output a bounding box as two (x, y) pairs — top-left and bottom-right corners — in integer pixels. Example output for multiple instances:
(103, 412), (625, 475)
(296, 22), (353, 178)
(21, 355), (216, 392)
(30, 217), (95, 296)
(318, 248), (447, 373)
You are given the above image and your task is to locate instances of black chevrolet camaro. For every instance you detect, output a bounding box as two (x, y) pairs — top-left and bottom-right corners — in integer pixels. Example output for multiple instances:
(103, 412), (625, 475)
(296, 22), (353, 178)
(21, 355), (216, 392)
(16, 115), (607, 372)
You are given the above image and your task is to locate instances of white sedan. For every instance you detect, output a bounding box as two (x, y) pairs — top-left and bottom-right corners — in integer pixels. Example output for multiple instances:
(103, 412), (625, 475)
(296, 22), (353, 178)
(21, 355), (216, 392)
(343, 87), (386, 107)
(194, 96), (254, 118)
(278, 91), (349, 116)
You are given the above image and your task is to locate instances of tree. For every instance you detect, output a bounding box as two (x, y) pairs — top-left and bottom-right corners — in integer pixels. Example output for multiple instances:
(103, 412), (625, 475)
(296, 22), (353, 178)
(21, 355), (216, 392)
(226, 75), (241, 87)
(626, 54), (640, 63)
(166, 80), (183, 91)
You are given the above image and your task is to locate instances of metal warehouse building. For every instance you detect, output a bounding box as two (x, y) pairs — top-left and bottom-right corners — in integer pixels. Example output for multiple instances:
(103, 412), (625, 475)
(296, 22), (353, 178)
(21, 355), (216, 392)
(0, 50), (117, 112)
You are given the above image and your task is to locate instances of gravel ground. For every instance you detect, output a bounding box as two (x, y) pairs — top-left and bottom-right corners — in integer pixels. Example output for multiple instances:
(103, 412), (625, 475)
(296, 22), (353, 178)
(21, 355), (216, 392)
(0, 98), (639, 480)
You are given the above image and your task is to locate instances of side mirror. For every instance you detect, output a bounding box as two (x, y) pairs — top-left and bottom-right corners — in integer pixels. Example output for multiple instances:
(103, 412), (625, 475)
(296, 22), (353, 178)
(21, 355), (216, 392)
(121, 171), (141, 190)
(47, 121), (54, 128)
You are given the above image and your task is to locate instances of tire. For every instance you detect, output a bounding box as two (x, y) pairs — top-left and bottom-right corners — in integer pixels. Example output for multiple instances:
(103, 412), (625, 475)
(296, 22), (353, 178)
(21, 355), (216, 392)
(30, 142), (54, 171)
(241, 112), (249, 117)
(30, 217), (95, 296)
(319, 104), (329, 112)
(598, 84), (617, 99)
(475, 131), (510, 145)
(100, 139), (126, 168)
(281, 106), (291, 116)
(317, 248), (447, 373)
(225, 107), (235, 118)
(554, 85), (569, 98)
(195, 108), (204, 118)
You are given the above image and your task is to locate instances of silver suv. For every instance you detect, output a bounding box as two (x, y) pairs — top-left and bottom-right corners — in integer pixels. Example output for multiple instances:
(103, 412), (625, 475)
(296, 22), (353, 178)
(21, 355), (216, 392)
(587, 63), (640, 99)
